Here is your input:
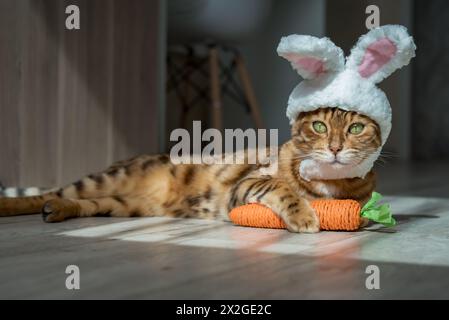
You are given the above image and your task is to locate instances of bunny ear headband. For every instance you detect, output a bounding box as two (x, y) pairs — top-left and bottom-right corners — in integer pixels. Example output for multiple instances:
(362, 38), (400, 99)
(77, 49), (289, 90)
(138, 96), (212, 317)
(278, 25), (416, 181)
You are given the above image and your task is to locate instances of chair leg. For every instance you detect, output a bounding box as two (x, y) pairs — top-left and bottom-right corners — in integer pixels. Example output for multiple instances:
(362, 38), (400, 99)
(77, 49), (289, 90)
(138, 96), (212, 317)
(234, 54), (264, 129)
(209, 47), (223, 132)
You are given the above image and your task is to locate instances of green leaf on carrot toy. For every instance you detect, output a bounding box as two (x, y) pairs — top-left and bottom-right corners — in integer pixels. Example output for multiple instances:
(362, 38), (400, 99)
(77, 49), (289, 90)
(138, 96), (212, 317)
(360, 192), (396, 227)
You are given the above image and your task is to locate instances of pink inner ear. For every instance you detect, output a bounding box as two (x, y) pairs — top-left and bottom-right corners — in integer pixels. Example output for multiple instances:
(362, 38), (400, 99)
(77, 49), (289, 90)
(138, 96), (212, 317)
(295, 56), (325, 76)
(284, 54), (325, 77)
(358, 37), (397, 78)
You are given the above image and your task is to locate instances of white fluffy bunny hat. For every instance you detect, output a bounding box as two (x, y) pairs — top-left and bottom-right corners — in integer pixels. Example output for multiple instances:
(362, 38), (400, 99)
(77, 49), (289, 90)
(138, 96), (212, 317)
(278, 25), (416, 146)
(277, 25), (416, 180)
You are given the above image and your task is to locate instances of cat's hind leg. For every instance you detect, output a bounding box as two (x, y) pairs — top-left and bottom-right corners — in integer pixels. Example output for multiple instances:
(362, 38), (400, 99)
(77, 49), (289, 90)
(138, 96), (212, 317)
(42, 196), (156, 223)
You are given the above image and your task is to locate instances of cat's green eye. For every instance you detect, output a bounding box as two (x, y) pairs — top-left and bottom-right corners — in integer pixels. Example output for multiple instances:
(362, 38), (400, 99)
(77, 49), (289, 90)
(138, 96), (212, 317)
(312, 121), (327, 134)
(349, 123), (365, 135)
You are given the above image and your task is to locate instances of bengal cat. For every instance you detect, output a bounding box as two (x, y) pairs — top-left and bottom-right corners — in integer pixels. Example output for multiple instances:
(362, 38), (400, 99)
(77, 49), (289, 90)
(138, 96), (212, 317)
(0, 107), (381, 233)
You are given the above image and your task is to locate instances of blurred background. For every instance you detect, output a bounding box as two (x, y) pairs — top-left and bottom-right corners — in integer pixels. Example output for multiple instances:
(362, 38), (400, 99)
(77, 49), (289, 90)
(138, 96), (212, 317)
(0, 0), (448, 196)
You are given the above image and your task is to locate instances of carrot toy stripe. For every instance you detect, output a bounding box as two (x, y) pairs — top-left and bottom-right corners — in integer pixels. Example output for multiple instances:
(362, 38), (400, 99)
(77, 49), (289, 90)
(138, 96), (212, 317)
(228, 192), (395, 231)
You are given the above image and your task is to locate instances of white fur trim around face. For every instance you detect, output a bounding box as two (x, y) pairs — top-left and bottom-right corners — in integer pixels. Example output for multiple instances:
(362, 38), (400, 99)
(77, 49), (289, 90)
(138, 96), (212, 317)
(299, 148), (381, 181)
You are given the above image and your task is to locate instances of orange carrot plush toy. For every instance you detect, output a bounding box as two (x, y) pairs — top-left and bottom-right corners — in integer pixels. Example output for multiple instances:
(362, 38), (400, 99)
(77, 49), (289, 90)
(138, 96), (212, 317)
(229, 192), (395, 231)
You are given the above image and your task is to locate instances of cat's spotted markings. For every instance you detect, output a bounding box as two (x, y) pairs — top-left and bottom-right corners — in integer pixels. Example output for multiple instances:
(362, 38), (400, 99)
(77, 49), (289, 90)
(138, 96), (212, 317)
(0, 107), (380, 233)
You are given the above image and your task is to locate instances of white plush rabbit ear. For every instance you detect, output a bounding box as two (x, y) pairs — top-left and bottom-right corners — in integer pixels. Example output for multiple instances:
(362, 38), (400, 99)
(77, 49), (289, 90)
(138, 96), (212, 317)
(277, 35), (344, 80)
(346, 25), (416, 84)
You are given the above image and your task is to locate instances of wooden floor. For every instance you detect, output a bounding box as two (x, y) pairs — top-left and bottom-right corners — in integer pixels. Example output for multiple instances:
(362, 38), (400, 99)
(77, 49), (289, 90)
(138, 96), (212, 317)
(1, 162), (449, 299)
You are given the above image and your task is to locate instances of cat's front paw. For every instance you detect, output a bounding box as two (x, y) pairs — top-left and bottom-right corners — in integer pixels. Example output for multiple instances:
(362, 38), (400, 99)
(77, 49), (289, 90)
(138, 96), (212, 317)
(284, 202), (320, 233)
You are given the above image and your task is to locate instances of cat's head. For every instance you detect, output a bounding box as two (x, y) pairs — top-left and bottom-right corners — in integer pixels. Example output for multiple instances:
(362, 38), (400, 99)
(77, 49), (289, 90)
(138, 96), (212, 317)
(291, 107), (381, 167)
(277, 25), (415, 180)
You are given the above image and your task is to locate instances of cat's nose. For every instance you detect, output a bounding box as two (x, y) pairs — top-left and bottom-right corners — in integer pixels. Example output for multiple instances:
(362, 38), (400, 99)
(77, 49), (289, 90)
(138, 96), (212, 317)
(329, 145), (342, 155)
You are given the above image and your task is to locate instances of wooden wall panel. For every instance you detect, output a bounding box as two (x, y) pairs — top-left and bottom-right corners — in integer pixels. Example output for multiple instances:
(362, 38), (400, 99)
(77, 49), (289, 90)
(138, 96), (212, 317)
(57, 0), (113, 184)
(112, 0), (159, 161)
(0, 0), (162, 187)
(0, 0), (23, 186)
(413, 0), (449, 160)
(19, 0), (60, 187)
